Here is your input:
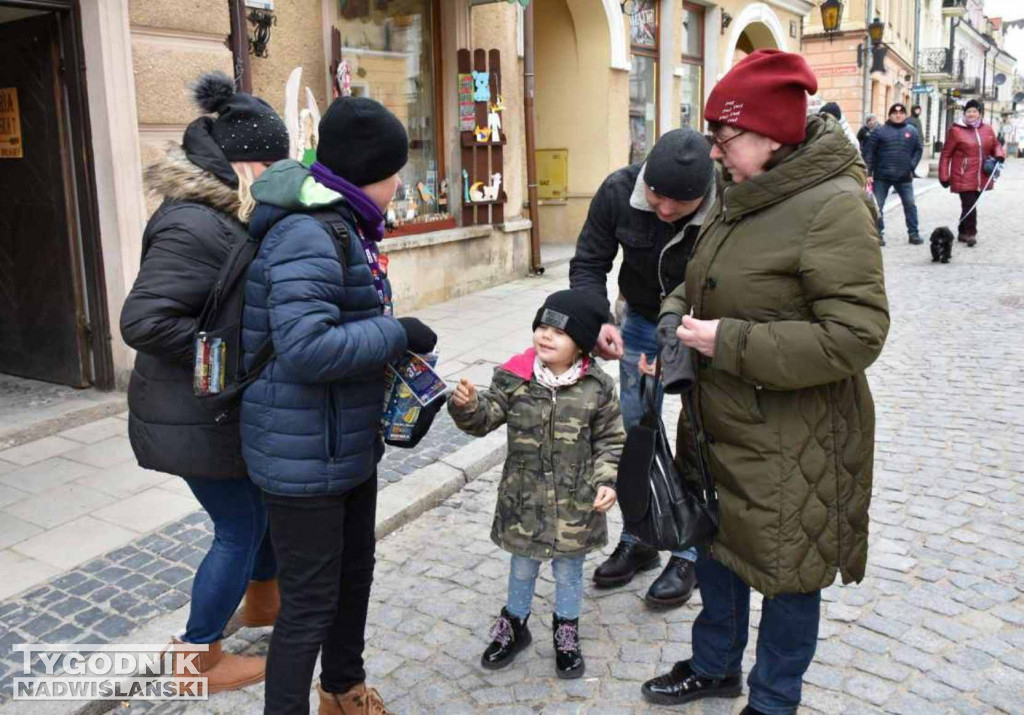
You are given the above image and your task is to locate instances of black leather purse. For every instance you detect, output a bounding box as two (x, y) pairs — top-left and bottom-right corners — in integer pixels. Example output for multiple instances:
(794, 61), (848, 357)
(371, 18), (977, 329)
(615, 357), (718, 552)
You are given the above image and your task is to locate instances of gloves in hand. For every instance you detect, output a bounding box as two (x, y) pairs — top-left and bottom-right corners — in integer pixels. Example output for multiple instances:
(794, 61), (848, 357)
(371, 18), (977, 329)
(940, 179), (950, 189)
(397, 317), (437, 354)
(656, 314), (682, 350)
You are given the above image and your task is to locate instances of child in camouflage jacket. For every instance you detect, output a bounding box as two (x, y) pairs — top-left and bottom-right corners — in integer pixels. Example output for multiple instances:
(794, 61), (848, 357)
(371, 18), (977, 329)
(448, 289), (624, 679)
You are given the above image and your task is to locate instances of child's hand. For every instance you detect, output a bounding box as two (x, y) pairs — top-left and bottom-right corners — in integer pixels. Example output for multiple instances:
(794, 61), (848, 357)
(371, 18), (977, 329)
(451, 378), (478, 409)
(593, 486), (617, 512)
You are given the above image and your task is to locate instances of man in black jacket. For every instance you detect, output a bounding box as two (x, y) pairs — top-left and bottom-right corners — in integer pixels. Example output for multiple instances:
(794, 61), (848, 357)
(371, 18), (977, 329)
(569, 128), (714, 607)
(864, 103), (923, 245)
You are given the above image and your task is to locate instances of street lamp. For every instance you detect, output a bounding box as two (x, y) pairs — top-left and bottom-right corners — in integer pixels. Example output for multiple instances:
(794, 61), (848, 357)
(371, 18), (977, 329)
(868, 16), (885, 45)
(820, 0), (843, 41)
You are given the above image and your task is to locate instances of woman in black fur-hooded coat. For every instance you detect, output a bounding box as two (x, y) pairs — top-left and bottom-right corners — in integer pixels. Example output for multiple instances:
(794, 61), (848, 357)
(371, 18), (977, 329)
(119, 72), (289, 692)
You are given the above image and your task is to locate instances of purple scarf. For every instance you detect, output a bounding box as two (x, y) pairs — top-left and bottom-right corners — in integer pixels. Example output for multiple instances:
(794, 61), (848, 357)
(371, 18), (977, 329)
(310, 162), (386, 242)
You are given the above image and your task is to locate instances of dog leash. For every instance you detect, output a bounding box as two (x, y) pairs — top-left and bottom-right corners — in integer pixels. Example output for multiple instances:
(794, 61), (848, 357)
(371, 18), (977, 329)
(958, 163), (1002, 225)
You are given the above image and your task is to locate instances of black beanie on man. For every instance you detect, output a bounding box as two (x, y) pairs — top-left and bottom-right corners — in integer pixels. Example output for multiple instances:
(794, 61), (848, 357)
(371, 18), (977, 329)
(184, 71), (290, 188)
(643, 128), (714, 201)
(532, 290), (609, 355)
(820, 102), (843, 120)
(317, 97), (409, 186)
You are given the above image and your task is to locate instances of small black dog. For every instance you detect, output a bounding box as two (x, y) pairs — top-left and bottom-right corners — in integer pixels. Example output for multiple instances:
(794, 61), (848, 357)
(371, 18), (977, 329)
(930, 227), (954, 264)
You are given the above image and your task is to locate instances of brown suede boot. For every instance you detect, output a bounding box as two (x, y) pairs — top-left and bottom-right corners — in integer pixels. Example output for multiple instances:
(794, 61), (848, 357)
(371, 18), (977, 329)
(171, 638), (265, 694)
(317, 682), (391, 715)
(241, 579), (280, 627)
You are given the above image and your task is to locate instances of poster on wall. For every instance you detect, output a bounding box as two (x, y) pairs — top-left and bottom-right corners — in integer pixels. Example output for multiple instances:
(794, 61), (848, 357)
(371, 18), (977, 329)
(458, 73), (476, 131)
(0, 88), (23, 159)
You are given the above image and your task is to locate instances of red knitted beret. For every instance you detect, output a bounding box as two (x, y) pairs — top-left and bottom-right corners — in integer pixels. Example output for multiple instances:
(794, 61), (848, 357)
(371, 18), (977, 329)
(705, 49), (819, 146)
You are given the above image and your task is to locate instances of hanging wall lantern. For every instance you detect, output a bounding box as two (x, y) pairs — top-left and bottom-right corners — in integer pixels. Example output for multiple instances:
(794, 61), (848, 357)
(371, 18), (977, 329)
(820, 0), (843, 40)
(868, 16), (885, 45)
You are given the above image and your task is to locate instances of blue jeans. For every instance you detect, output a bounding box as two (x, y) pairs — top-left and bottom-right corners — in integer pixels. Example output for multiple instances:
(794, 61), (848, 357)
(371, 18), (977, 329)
(506, 555), (585, 620)
(873, 178), (918, 238)
(690, 554), (821, 715)
(618, 309), (697, 563)
(181, 478), (276, 644)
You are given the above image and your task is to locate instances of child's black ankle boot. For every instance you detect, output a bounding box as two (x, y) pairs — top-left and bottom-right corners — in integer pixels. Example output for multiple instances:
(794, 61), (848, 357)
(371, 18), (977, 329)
(553, 614), (585, 679)
(481, 607), (532, 670)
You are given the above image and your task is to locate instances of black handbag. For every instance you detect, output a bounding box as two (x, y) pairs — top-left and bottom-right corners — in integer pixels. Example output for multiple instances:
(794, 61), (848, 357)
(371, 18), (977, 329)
(616, 358), (718, 552)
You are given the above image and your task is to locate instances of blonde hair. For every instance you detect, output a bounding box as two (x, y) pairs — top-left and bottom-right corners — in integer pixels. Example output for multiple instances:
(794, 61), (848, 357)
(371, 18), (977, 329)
(235, 162), (256, 224)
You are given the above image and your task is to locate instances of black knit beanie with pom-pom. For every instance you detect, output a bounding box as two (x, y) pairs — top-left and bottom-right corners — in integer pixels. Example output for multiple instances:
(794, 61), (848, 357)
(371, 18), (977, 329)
(190, 71), (290, 163)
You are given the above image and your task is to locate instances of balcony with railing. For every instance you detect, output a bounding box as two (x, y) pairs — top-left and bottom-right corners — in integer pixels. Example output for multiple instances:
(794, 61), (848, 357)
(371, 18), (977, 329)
(919, 48), (954, 78)
(960, 77), (981, 95)
(942, 0), (967, 18)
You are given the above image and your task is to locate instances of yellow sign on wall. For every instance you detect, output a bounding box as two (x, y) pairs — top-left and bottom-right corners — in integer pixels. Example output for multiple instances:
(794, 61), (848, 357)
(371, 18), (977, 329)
(536, 148), (567, 200)
(0, 88), (23, 159)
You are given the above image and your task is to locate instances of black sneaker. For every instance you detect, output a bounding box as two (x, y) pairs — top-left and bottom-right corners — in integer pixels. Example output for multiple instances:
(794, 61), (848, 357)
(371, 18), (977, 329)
(909, 234), (924, 245)
(552, 615), (585, 679)
(592, 540), (660, 587)
(645, 556), (697, 607)
(480, 608), (532, 670)
(641, 659), (743, 706)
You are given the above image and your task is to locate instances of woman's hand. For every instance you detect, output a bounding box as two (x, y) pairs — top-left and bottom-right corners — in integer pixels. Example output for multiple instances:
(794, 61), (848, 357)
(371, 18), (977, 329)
(593, 486), (617, 512)
(676, 315), (720, 358)
(450, 378), (478, 409)
(638, 353), (657, 376)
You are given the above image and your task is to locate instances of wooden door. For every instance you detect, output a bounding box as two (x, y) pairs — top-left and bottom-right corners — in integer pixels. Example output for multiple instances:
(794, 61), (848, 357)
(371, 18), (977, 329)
(0, 12), (90, 387)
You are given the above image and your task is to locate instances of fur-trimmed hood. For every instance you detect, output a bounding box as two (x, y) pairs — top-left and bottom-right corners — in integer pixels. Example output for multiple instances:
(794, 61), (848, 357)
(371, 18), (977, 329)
(144, 145), (240, 217)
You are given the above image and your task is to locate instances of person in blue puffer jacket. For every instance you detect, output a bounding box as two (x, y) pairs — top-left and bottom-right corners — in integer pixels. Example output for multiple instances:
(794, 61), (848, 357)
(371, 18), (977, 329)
(863, 103), (924, 246)
(240, 96), (437, 715)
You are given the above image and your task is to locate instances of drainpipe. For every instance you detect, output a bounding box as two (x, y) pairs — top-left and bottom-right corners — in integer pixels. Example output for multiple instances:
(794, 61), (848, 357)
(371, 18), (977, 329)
(523, 2), (542, 274)
(913, 0), (921, 87)
(862, 0), (876, 121)
(981, 42), (990, 117)
(228, 0), (252, 93)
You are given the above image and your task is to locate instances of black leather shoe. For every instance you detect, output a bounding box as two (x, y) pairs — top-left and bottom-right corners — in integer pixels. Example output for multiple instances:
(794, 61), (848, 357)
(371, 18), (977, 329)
(552, 614), (585, 679)
(480, 608), (531, 670)
(645, 556), (696, 607)
(909, 234), (924, 245)
(593, 540), (660, 587)
(740, 706), (768, 714)
(641, 660), (743, 706)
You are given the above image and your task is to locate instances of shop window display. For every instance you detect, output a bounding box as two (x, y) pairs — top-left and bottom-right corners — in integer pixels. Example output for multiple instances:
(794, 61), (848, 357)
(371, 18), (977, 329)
(334, 0), (447, 230)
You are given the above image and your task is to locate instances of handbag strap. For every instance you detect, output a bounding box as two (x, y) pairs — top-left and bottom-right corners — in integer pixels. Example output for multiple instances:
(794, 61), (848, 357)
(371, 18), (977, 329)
(684, 389), (718, 508)
(637, 348), (665, 418)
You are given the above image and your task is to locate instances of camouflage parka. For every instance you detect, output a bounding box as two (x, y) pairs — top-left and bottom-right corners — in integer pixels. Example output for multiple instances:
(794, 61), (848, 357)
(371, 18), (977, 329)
(448, 349), (625, 560)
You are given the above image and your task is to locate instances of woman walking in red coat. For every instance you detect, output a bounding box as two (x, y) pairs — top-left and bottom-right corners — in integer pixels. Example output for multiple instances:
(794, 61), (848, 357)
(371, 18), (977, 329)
(939, 99), (1005, 247)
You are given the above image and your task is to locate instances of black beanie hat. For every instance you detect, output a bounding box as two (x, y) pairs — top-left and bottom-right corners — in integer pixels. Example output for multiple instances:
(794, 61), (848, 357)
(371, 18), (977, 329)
(532, 290), (609, 355)
(888, 103), (907, 116)
(643, 128), (714, 201)
(191, 72), (289, 163)
(317, 97), (409, 186)
(964, 99), (983, 114)
(820, 101), (842, 120)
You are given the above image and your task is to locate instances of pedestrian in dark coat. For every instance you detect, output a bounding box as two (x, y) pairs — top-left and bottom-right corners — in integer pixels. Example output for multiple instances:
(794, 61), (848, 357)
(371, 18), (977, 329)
(938, 99), (1005, 247)
(240, 96), (437, 715)
(864, 103), (924, 244)
(642, 50), (888, 715)
(856, 113), (878, 157)
(120, 71), (290, 693)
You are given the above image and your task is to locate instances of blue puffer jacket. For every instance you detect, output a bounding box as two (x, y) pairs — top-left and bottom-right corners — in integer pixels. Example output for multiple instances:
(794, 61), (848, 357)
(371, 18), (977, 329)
(240, 161), (407, 496)
(864, 121), (922, 183)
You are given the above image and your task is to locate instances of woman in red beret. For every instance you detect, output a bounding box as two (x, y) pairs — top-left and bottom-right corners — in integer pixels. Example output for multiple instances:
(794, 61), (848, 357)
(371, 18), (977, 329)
(644, 50), (890, 714)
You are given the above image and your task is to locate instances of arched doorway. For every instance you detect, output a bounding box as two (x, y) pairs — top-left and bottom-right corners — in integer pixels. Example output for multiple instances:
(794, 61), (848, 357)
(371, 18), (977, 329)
(732, 21), (779, 66)
(722, 2), (787, 73)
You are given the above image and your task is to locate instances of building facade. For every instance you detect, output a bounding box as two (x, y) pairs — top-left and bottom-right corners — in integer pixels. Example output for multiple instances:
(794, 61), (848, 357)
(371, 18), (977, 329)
(802, 0), (919, 133)
(535, 0), (814, 246)
(0, 0), (536, 390)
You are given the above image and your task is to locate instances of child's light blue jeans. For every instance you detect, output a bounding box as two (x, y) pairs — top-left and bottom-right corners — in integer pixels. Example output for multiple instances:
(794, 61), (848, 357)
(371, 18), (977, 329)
(506, 554), (585, 620)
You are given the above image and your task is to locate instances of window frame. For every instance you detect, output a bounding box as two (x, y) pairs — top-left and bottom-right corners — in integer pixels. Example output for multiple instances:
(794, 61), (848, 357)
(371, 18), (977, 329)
(678, 2), (705, 131)
(629, 0), (660, 156)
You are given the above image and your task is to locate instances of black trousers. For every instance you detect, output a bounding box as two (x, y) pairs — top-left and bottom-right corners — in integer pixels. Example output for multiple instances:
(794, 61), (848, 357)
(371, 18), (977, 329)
(959, 191), (981, 237)
(262, 474), (377, 714)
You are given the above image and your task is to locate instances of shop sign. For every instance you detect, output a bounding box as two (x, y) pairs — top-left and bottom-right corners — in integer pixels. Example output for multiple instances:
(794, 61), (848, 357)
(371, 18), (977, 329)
(911, 84), (930, 94)
(0, 87), (23, 159)
(815, 64), (859, 77)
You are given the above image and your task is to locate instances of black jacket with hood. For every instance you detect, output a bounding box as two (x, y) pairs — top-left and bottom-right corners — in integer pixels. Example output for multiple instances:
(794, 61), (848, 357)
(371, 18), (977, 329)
(569, 163), (715, 322)
(120, 139), (249, 480)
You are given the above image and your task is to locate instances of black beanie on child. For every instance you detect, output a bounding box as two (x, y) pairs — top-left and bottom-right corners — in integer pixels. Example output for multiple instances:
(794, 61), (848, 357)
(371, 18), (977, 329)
(532, 290), (609, 355)
(317, 97), (409, 186)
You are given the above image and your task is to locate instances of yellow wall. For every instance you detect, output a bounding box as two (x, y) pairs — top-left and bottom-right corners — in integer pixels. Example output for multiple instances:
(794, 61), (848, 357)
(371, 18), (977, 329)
(533, 0), (628, 243)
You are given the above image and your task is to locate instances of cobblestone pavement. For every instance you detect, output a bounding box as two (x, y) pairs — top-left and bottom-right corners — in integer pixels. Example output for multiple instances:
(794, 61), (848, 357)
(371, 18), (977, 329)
(5, 164), (1024, 713)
